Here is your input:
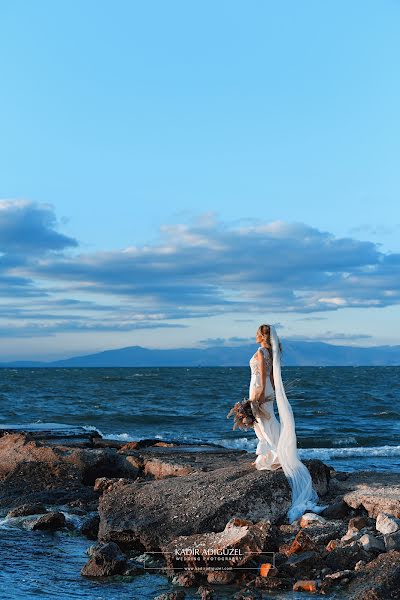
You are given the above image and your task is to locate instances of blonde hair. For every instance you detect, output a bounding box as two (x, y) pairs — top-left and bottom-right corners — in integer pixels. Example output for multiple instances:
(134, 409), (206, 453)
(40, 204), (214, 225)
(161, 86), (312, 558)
(257, 324), (282, 355)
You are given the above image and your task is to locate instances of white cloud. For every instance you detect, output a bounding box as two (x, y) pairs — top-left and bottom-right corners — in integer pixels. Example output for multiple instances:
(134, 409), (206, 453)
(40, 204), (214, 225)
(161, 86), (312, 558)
(1, 201), (399, 337)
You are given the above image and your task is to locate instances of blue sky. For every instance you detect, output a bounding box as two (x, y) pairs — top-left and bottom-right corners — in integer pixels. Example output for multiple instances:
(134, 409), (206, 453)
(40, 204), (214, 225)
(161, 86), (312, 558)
(0, 0), (399, 360)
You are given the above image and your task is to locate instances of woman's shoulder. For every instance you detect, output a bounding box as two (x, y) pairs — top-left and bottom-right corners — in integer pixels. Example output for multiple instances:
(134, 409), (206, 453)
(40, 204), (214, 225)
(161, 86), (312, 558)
(257, 346), (272, 359)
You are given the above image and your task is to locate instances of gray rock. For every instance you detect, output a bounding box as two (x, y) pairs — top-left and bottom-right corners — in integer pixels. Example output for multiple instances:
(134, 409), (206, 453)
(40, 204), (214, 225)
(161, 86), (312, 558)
(161, 517), (271, 572)
(80, 514), (100, 540)
(384, 531), (400, 552)
(7, 503), (48, 518)
(29, 511), (66, 531)
(344, 549), (400, 599)
(81, 541), (127, 577)
(98, 460), (329, 550)
(321, 499), (351, 519)
(358, 533), (386, 553)
(154, 593), (186, 600)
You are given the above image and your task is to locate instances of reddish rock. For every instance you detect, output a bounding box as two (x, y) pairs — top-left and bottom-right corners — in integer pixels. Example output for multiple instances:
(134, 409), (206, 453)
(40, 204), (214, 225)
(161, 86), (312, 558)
(293, 579), (318, 592)
(144, 458), (193, 479)
(326, 539), (339, 551)
(287, 530), (318, 556)
(93, 477), (132, 494)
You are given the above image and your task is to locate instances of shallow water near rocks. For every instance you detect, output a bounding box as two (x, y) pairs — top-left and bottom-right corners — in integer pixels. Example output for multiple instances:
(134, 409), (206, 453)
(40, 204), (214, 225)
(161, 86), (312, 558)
(0, 525), (343, 600)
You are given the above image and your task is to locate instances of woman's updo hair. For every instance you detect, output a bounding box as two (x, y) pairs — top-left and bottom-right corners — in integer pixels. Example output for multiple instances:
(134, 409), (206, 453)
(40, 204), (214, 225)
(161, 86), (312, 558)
(257, 324), (282, 355)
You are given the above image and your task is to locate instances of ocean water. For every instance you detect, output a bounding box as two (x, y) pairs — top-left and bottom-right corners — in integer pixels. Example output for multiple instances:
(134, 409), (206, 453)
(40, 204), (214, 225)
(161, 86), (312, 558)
(0, 366), (399, 600)
(1, 366), (399, 472)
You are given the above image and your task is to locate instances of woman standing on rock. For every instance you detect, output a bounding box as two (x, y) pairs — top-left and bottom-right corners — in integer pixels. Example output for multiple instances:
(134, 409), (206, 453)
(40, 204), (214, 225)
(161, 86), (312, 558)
(249, 323), (328, 523)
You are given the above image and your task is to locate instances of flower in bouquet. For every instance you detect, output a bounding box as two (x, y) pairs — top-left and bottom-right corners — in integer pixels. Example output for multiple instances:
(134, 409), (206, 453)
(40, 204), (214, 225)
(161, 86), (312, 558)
(226, 397), (257, 431)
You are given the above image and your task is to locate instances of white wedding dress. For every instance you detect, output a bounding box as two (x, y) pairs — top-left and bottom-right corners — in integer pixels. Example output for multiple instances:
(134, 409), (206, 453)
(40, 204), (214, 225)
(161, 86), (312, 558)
(249, 340), (328, 522)
(249, 347), (282, 471)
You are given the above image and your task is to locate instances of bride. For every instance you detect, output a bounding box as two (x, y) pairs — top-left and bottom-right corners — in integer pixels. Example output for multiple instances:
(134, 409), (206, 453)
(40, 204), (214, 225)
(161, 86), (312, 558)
(249, 324), (328, 523)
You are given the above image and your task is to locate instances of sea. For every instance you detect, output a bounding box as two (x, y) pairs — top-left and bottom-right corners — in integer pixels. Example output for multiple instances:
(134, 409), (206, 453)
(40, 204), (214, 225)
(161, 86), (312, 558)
(0, 366), (399, 600)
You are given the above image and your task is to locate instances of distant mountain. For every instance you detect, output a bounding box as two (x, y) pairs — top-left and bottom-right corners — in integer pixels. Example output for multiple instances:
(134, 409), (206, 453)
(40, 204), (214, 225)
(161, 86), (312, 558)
(0, 340), (399, 367)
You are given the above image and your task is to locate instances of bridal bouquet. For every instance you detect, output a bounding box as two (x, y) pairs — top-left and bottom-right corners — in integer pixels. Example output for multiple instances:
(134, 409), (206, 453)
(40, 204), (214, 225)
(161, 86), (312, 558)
(226, 397), (257, 431)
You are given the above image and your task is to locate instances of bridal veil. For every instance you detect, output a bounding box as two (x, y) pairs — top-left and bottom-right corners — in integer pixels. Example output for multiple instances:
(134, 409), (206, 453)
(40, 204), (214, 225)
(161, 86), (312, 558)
(269, 325), (328, 522)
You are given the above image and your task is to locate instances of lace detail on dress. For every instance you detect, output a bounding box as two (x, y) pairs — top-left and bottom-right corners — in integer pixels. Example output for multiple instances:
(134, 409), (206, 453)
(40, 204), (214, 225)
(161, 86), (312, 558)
(249, 346), (273, 399)
(249, 347), (272, 378)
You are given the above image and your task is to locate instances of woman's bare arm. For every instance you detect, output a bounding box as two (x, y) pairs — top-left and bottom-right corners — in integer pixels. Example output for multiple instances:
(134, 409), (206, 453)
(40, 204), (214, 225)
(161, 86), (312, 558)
(255, 349), (266, 400)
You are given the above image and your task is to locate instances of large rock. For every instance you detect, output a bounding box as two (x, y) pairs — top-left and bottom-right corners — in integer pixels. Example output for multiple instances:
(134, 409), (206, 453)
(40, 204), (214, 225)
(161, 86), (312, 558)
(117, 443), (250, 479)
(0, 432), (141, 512)
(161, 517), (271, 572)
(0, 433), (139, 484)
(343, 550), (400, 599)
(335, 471), (400, 519)
(0, 460), (98, 511)
(98, 459), (329, 551)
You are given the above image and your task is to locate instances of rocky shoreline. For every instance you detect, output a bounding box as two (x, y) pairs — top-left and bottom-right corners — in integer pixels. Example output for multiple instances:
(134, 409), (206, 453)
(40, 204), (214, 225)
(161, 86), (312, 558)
(0, 424), (399, 599)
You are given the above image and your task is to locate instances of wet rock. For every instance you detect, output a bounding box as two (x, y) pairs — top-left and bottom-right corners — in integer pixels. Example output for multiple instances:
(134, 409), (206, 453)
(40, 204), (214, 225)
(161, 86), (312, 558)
(122, 558), (146, 576)
(29, 511), (66, 530)
(7, 503), (48, 518)
(80, 514), (100, 540)
(171, 572), (199, 587)
(233, 588), (262, 599)
(92, 438), (126, 450)
(162, 517), (271, 573)
(154, 593), (186, 600)
(376, 511), (400, 535)
(81, 541), (127, 577)
(344, 549), (400, 599)
(195, 585), (214, 599)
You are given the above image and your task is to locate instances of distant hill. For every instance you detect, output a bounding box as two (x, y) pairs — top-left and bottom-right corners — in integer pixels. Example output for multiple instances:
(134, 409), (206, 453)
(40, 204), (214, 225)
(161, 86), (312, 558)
(0, 340), (399, 367)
